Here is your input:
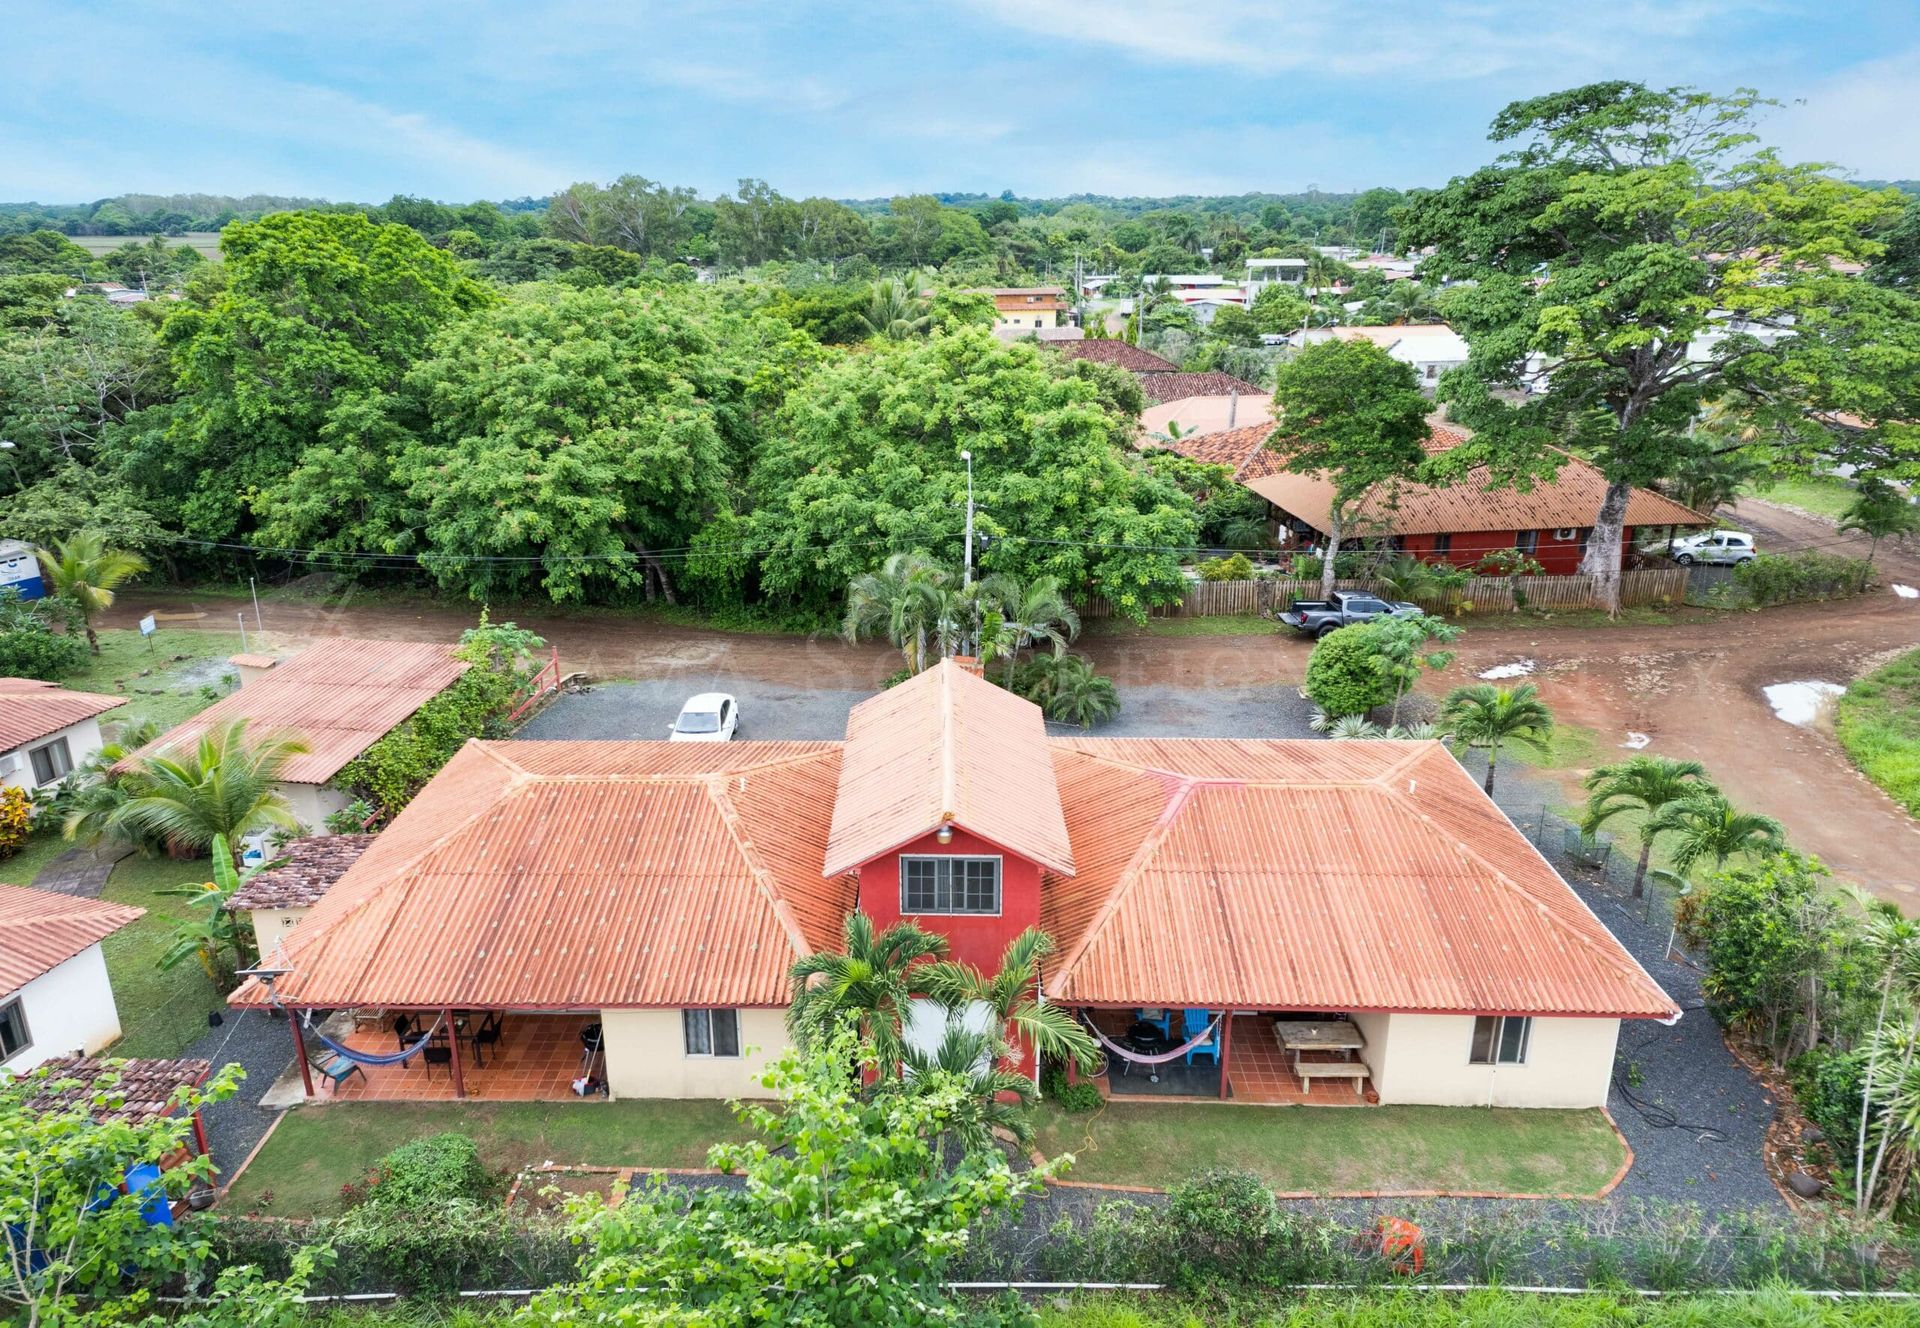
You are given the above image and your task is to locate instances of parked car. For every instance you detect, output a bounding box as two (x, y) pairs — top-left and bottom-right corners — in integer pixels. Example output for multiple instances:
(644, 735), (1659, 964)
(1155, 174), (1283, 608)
(668, 693), (740, 742)
(1670, 530), (1756, 566)
(1277, 589), (1422, 639)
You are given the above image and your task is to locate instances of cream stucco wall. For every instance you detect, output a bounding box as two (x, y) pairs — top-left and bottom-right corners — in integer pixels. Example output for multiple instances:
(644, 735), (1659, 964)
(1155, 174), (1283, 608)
(3, 716), (106, 795)
(1366, 1013), (1620, 1109)
(246, 905), (310, 960)
(275, 781), (354, 835)
(599, 1008), (790, 1100)
(3, 943), (122, 1072)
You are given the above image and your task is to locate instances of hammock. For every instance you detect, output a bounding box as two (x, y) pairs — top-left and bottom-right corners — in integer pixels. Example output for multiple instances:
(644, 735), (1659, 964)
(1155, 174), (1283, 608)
(1081, 1012), (1224, 1066)
(304, 1011), (444, 1067)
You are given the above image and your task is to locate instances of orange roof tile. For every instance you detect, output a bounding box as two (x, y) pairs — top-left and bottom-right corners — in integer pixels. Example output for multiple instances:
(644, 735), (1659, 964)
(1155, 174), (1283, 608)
(127, 639), (467, 785)
(824, 660), (1074, 878)
(0, 883), (143, 993)
(238, 741), (854, 1010)
(0, 678), (125, 753)
(1040, 740), (1676, 1019)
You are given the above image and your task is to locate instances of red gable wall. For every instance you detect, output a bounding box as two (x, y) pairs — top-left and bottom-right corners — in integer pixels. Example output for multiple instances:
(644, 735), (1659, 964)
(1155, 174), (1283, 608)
(855, 826), (1042, 974)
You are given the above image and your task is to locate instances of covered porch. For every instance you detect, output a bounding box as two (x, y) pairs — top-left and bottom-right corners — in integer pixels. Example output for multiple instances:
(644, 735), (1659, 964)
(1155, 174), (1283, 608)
(288, 1010), (606, 1103)
(1080, 1009), (1376, 1107)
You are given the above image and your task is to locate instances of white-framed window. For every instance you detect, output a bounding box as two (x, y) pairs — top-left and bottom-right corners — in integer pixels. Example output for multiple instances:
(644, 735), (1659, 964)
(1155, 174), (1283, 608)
(0, 998), (31, 1062)
(900, 855), (1001, 915)
(1468, 1015), (1531, 1066)
(29, 737), (72, 787)
(682, 1008), (740, 1058)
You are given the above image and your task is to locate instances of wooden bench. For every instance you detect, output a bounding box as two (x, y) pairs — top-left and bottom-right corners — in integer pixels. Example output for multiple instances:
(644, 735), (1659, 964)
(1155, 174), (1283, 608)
(1294, 1060), (1369, 1096)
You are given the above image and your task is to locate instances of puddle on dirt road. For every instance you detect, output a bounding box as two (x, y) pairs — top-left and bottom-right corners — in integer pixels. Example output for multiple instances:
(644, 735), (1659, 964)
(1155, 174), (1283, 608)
(1762, 681), (1846, 727)
(1893, 584), (1919, 599)
(1478, 660), (1535, 680)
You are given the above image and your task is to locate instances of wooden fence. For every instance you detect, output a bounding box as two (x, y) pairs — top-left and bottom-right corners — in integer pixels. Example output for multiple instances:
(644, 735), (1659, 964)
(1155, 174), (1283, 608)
(1081, 568), (1690, 620)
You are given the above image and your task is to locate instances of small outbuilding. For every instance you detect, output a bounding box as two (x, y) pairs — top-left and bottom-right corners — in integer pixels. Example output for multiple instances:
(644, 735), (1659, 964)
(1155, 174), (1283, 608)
(0, 883), (144, 1072)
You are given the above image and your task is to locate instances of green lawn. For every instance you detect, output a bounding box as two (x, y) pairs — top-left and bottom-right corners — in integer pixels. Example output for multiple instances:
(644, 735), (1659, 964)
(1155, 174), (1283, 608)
(223, 1100), (752, 1216)
(1836, 647), (1920, 818)
(1503, 721), (1603, 774)
(1741, 474), (1858, 522)
(99, 853), (233, 1058)
(1033, 1101), (1624, 1195)
(0, 829), (72, 886)
(59, 627), (249, 736)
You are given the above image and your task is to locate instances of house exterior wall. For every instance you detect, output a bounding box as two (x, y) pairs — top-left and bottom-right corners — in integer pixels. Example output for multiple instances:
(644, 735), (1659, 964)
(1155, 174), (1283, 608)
(855, 826), (1042, 975)
(1396, 527), (1647, 577)
(1366, 1012), (1620, 1108)
(246, 905), (310, 958)
(3, 944), (122, 1072)
(274, 781), (354, 836)
(599, 1007), (789, 1099)
(3, 716), (106, 795)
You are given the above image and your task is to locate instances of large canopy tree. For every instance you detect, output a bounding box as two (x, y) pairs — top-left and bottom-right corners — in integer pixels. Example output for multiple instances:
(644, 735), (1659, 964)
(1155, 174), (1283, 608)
(1398, 82), (1909, 611)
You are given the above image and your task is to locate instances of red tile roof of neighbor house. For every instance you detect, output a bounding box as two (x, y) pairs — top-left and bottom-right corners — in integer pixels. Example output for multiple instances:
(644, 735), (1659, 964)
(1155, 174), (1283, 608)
(0, 883), (143, 993)
(0, 678), (125, 752)
(227, 835), (375, 911)
(25, 1057), (211, 1125)
(1149, 422), (1711, 536)
(233, 666), (1671, 1022)
(1134, 371), (1263, 405)
(1048, 341), (1180, 372)
(232, 741), (856, 1010)
(125, 639), (467, 786)
(824, 660), (1075, 878)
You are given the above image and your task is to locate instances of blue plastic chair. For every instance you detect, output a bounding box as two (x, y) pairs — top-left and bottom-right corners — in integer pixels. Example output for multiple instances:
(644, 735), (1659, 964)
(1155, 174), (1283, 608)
(1183, 1008), (1220, 1067)
(1135, 1007), (1174, 1038)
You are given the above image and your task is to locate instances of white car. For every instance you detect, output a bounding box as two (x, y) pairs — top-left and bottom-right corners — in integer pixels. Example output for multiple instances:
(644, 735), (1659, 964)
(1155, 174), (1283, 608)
(668, 693), (740, 742)
(1671, 530), (1756, 566)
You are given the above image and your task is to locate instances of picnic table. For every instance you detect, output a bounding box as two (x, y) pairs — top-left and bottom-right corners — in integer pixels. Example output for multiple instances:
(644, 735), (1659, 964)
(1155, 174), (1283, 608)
(1273, 1019), (1369, 1097)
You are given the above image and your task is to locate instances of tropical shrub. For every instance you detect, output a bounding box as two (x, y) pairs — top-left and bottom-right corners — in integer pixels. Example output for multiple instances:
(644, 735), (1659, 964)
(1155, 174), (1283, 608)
(0, 588), (89, 680)
(1302, 623), (1393, 717)
(361, 1133), (493, 1210)
(1735, 551), (1873, 606)
(0, 786), (31, 858)
(1197, 552), (1254, 581)
(1041, 1066), (1103, 1114)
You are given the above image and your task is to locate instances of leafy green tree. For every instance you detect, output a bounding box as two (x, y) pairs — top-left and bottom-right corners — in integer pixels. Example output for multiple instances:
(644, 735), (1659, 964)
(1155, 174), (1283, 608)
(1362, 612), (1462, 726)
(1644, 789), (1786, 875)
(1268, 338), (1433, 598)
(1302, 621), (1395, 717)
(75, 718), (311, 854)
(1399, 81), (1907, 613)
(711, 178), (800, 267)
(1581, 754), (1716, 897)
(0, 298), (167, 487)
(1250, 283), (1311, 336)
(33, 531), (148, 653)
(788, 913), (951, 1072)
(1439, 682), (1554, 794)
(0, 589), (89, 681)
(534, 1024), (1059, 1328)
(1207, 304), (1263, 348)
(1677, 850), (1835, 1058)
(1870, 194), (1920, 290)
(1838, 478), (1920, 567)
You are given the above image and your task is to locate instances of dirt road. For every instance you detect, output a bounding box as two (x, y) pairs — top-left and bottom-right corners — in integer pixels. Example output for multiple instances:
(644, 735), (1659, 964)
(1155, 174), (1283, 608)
(106, 497), (1920, 906)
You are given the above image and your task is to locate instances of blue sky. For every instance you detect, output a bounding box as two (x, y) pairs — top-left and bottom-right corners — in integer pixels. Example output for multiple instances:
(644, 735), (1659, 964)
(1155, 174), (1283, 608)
(4, 2), (1916, 204)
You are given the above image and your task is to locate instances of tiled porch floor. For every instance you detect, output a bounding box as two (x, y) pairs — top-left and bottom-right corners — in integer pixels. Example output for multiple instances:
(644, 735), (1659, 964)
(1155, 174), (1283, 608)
(318, 1013), (602, 1102)
(1089, 1011), (1374, 1107)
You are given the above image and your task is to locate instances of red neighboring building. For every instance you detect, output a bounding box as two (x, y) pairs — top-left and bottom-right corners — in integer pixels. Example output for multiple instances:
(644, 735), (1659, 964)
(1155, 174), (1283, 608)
(1153, 421), (1711, 574)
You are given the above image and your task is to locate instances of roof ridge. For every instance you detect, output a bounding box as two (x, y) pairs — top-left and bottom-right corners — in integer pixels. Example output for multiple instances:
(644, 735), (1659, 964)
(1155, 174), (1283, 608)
(705, 772), (818, 963)
(939, 663), (958, 822)
(1051, 740), (1424, 791)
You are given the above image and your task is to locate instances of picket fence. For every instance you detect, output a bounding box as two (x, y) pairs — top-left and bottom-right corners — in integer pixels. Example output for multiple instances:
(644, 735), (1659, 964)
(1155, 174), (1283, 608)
(1081, 567), (1690, 620)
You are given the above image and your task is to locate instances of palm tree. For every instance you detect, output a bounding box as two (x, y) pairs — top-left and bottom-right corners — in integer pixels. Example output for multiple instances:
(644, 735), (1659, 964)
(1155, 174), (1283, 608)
(861, 275), (932, 342)
(974, 574), (1079, 689)
(1439, 683), (1555, 795)
(1848, 892), (1920, 1216)
(1839, 479), (1920, 569)
(1643, 790), (1785, 875)
(788, 913), (951, 1071)
(55, 716), (166, 854)
(34, 532), (149, 654)
(157, 831), (255, 985)
(843, 552), (953, 675)
(897, 1020), (1042, 1151)
(76, 718), (312, 855)
(1580, 755), (1715, 898)
(1031, 655), (1118, 728)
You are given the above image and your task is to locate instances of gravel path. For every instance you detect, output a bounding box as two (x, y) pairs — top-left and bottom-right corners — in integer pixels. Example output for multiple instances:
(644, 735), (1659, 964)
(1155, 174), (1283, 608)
(181, 1008), (297, 1182)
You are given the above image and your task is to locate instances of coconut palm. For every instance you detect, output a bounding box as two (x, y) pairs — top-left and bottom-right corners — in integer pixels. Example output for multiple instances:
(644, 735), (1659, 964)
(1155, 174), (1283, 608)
(1643, 790), (1786, 875)
(860, 274), (932, 341)
(1580, 755), (1715, 899)
(1439, 683), (1555, 795)
(787, 913), (951, 1071)
(76, 718), (312, 855)
(974, 574), (1079, 689)
(1030, 654), (1118, 728)
(34, 532), (149, 653)
(843, 552), (953, 675)
(897, 1020), (1043, 1151)
(53, 716), (166, 854)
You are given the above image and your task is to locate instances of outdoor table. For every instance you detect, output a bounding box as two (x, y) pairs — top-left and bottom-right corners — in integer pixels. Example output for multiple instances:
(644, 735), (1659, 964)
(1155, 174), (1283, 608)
(1273, 1019), (1369, 1097)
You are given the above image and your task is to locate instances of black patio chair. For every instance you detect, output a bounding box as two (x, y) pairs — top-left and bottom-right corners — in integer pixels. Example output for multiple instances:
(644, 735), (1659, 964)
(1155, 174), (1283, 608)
(391, 1013), (420, 1052)
(420, 1043), (454, 1078)
(469, 1012), (503, 1067)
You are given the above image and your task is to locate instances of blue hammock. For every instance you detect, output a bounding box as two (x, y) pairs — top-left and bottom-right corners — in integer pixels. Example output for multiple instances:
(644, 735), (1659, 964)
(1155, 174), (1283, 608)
(305, 1012), (443, 1067)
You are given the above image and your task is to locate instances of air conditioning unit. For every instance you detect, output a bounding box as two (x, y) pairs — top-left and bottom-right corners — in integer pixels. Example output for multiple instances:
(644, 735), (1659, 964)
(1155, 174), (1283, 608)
(0, 752), (17, 776)
(1553, 528), (1579, 542)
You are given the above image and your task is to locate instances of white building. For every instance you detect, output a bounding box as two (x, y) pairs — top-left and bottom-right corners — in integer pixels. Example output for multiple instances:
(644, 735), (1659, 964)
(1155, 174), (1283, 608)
(1297, 323), (1472, 388)
(0, 678), (125, 795)
(0, 883), (143, 1072)
(1244, 257), (1308, 294)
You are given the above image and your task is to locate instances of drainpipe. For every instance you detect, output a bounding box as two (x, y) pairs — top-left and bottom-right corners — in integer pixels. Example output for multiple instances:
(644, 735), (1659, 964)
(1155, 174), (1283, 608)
(1227, 390), (1239, 430)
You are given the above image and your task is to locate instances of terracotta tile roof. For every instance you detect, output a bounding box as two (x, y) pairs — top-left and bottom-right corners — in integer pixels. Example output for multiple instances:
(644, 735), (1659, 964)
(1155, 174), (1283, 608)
(234, 740), (855, 1011)
(24, 1057), (211, 1124)
(227, 653), (279, 669)
(228, 835), (375, 911)
(1135, 372), (1263, 405)
(1140, 395), (1272, 441)
(1048, 341), (1179, 372)
(1152, 423), (1711, 535)
(0, 678), (125, 753)
(1040, 740), (1677, 1020)
(126, 639), (467, 786)
(824, 660), (1074, 878)
(0, 883), (143, 993)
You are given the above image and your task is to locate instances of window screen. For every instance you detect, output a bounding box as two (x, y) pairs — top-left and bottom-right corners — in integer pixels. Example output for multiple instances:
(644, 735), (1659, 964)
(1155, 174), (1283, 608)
(0, 999), (30, 1061)
(30, 737), (72, 786)
(900, 856), (1001, 915)
(1468, 1015), (1530, 1065)
(682, 1009), (741, 1057)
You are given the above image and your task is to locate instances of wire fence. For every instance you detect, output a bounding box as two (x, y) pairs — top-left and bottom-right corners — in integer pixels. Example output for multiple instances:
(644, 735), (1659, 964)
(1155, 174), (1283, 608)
(1518, 802), (1692, 955)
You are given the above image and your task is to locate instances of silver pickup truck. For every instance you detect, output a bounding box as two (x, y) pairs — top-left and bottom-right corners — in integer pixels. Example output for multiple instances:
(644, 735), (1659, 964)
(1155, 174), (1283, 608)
(1277, 589), (1422, 639)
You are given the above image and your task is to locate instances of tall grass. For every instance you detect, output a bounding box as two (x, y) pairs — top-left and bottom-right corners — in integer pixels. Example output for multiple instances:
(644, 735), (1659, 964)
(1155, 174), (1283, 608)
(1837, 648), (1920, 817)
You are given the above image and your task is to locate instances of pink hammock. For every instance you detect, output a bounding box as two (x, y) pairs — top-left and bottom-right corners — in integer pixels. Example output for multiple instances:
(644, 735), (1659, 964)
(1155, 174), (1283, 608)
(1080, 1012), (1224, 1066)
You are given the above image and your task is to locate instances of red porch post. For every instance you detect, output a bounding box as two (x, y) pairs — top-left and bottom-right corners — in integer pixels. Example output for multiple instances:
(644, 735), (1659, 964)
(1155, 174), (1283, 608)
(289, 1014), (315, 1099)
(191, 1110), (211, 1159)
(446, 1007), (467, 1099)
(1217, 1012), (1233, 1100)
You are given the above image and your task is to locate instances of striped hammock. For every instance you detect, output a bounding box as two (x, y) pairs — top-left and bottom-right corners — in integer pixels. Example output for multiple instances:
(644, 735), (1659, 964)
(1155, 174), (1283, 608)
(1080, 1012), (1223, 1066)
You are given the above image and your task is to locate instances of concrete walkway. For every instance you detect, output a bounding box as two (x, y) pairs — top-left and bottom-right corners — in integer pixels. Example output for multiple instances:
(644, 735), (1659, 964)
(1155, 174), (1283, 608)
(30, 843), (131, 897)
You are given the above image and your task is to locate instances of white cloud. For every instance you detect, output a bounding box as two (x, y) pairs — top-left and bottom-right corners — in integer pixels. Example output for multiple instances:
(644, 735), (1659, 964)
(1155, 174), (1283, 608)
(1766, 49), (1920, 179)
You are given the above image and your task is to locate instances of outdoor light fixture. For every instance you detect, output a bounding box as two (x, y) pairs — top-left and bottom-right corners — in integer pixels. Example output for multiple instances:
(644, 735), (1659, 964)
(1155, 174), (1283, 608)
(936, 823), (954, 845)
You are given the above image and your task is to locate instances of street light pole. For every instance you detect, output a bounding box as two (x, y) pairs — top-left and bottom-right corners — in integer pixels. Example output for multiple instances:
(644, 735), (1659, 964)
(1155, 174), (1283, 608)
(961, 450), (974, 590)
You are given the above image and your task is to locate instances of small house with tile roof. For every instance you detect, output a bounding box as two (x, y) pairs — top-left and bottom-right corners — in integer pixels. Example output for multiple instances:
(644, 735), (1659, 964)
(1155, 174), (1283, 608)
(0, 883), (144, 1072)
(1, 678), (125, 795)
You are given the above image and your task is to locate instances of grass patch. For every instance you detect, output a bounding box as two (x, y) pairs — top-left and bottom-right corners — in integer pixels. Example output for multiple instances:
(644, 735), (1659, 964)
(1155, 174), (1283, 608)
(1837, 647), (1920, 817)
(99, 853), (230, 1059)
(0, 829), (72, 887)
(1037, 1291), (1909, 1327)
(58, 628), (248, 735)
(1504, 722), (1602, 773)
(1743, 474), (1857, 522)
(222, 1100), (751, 1216)
(1033, 1100), (1623, 1195)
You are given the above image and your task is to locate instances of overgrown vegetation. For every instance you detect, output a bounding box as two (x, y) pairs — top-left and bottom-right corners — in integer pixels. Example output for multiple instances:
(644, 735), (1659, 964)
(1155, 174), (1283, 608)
(1837, 647), (1920, 816)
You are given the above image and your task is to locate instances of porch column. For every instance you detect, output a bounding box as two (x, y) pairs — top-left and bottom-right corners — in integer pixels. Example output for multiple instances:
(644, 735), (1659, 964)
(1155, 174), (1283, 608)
(191, 1110), (211, 1160)
(446, 1007), (467, 1099)
(1217, 1013), (1233, 1100)
(289, 1013), (315, 1099)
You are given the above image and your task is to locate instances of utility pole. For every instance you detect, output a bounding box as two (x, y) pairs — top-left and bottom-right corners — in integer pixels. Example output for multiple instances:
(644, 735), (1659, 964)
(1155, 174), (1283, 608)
(961, 450), (975, 588)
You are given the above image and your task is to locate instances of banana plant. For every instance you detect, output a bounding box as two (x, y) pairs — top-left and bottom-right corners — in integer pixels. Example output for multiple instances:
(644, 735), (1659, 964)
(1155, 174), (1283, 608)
(157, 833), (256, 986)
